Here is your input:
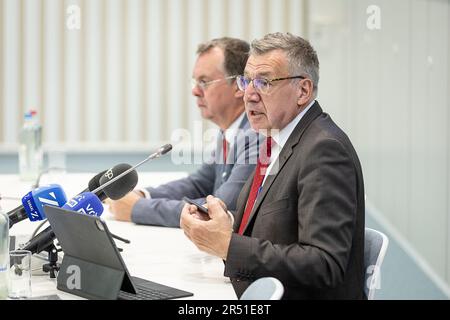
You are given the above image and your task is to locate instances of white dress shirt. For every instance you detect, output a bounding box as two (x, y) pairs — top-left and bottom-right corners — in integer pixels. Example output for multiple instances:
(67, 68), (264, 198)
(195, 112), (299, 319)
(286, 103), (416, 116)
(262, 100), (316, 186)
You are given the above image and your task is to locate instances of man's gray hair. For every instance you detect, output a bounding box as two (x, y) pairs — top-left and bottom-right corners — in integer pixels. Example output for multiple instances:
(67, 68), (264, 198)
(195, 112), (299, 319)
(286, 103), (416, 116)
(197, 37), (250, 83)
(250, 32), (319, 95)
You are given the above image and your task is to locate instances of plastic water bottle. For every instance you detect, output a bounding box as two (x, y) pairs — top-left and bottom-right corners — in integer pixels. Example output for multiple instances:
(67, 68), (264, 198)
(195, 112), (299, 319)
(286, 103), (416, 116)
(19, 110), (43, 181)
(0, 205), (9, 299)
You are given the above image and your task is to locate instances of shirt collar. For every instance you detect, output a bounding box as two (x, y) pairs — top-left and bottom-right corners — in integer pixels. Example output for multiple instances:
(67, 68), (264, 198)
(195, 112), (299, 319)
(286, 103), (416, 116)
(272, 100), (316, 149)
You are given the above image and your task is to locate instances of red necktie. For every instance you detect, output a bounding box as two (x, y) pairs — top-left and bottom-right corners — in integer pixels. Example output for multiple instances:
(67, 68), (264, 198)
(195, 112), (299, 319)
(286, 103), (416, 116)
(238, 137), (272, 235)
(222, 135), (228, 164)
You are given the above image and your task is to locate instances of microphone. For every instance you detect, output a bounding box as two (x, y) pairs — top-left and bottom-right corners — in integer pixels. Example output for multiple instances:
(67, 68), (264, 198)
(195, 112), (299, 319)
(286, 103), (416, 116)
(8, 169), (110, 229)
(92, 144), (172, 195)
(7, 184), (68, 228)
(21, 192), (104, 255)
(18, 145), (171, 253)
(78, 170), (108, 201)
(98, 164), (138, 200)
(21, 174), (136, 255)
(21, 225), (56, 255)
(62, 192), (104, 216)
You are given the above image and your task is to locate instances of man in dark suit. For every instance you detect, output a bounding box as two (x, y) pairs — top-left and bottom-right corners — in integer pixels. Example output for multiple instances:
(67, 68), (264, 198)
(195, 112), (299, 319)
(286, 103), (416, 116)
(107, 37), (261, 227)
(180, 32), (365, 299)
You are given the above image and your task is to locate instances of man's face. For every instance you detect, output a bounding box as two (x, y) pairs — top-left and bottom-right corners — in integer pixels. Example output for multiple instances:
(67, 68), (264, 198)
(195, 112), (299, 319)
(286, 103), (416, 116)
(191, 47), (237, 127)
(243, 50), (301, 132)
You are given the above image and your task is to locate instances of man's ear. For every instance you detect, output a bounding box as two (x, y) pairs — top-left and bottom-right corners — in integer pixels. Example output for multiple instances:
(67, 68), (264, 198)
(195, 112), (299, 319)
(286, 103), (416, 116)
(235, 86), (244, 99)
(297, 79), (313, 105)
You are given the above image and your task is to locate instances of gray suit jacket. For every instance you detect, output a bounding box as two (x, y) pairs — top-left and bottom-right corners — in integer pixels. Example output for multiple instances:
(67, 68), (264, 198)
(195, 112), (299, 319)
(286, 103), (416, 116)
(224, 102), (366, 299)
(131, 114), (261, 227)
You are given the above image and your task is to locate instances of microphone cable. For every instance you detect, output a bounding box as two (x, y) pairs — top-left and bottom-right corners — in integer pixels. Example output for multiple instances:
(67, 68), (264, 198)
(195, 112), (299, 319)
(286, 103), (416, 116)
(32, 166), (67, 189)
(30, 219), (49, 239)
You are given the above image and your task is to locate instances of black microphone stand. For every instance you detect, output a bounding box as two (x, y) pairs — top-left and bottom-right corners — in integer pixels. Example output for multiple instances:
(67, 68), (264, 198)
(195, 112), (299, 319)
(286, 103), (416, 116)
(42, 244), (61, 279)
(39, 235), (128, 277)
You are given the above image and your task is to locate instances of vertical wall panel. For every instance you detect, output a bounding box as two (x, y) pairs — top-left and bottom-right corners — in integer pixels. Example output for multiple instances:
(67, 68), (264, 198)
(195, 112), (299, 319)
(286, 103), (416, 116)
(268, 0), (286, 33)
(146, 0), (163, 143)
(447, 0), (450, 285)
(410, 0), (448, 280)
(409, 0), (429, 262)
(43, 0), (63, 144)
(208, 0), (226, 39)
(105, 0), (124, 142)
(187, 0), (205, 137)
(448, 0), (450, 287)
(23, 0), (42, 122)
(248, 0), (266, 41)
(426, 0), (449, 279)
(64, 0), (82, 143)
(288, 0), (304, 36)
(84, 0), (104, 142)
(0, 0), (3, 143)
(2, 0), (21, 144)
(311, 0), (449, 289)
(124, 0), (144, 142)
(205, 0), (226, 133)
(204, 0), (224, 133)
(378, 0), (410, 235)
(309, 0), (351, 129)
(166, 0), (185, 137)
(228, 0), (246, 40)
(0, 0), (315, 149)
(362, 0), (383, 208)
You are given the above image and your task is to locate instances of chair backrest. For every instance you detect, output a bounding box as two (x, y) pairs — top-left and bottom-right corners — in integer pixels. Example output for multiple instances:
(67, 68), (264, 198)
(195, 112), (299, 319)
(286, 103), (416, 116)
(364, 228), (389, 299)
(240, 277), (284, 300)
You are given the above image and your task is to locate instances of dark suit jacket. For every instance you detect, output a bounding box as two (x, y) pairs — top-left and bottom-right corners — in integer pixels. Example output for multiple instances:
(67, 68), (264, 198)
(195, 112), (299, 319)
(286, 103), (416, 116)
(224, 102), (365, 299)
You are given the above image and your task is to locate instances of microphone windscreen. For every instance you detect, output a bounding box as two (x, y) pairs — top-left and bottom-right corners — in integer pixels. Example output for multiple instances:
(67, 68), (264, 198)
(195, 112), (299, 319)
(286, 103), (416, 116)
(22, 184), (67, 221)
(160, 144), (172, 155)
(62, 192), (104, 216)
(88, 170), (107, 192)
(88, 170), (107, 201)
(99, 163), (138, 200)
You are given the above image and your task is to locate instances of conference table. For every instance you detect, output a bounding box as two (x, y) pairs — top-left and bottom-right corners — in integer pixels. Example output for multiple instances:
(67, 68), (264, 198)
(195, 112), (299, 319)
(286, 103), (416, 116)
(0, 171), (236, 300)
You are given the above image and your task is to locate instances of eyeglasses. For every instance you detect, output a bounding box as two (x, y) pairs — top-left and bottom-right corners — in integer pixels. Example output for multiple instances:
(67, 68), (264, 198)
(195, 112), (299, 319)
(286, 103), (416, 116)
(236, 75), (305, 94)
(191, 75), (238, 90)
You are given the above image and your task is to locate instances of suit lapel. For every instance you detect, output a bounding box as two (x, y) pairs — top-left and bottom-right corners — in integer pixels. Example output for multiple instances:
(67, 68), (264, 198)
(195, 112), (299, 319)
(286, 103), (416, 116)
(240, 102), (323, 234)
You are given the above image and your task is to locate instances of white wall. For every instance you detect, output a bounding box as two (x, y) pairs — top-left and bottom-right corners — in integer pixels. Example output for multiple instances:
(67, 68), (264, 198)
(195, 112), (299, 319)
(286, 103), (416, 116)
(310, 0), (450, 290)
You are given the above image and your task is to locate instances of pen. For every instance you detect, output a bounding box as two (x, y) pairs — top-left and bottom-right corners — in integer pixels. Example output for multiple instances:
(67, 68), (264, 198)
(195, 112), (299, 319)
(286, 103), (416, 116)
(257, 186), (263, 196)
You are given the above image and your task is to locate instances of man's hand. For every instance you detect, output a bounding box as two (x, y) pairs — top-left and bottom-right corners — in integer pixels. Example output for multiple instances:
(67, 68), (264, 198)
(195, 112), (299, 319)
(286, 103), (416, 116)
(106, 190), (143, 221)
(180, 195), (233, 260)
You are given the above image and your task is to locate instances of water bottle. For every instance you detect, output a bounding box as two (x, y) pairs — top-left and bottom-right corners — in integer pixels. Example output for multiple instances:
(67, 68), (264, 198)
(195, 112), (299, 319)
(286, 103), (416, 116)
(0, 205), (9, 299)
(19, 110), (43, 181)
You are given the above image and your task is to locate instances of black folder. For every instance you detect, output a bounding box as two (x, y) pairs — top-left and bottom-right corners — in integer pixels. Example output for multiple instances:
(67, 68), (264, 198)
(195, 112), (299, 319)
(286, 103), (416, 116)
(44, 205), (193, 300)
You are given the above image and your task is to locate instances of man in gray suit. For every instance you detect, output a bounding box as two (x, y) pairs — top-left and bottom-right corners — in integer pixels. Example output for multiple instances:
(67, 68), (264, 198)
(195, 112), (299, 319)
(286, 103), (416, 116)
(108, 37), (260, 227)
(181, 33), (365, 299)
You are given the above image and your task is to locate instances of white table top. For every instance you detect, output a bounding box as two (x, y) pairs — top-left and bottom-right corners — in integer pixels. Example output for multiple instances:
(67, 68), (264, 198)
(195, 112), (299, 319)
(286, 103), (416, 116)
(0, 172), (236, 300)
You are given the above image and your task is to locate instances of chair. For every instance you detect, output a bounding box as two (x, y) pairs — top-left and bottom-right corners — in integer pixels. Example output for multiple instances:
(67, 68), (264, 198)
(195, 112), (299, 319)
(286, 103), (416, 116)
(240, 277), (284, 300)
(364, 228), (389, 299)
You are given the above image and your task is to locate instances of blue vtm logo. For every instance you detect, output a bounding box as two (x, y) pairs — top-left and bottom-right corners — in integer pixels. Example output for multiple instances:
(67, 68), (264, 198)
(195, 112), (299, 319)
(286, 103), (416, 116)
(22, 184), (67, 221)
